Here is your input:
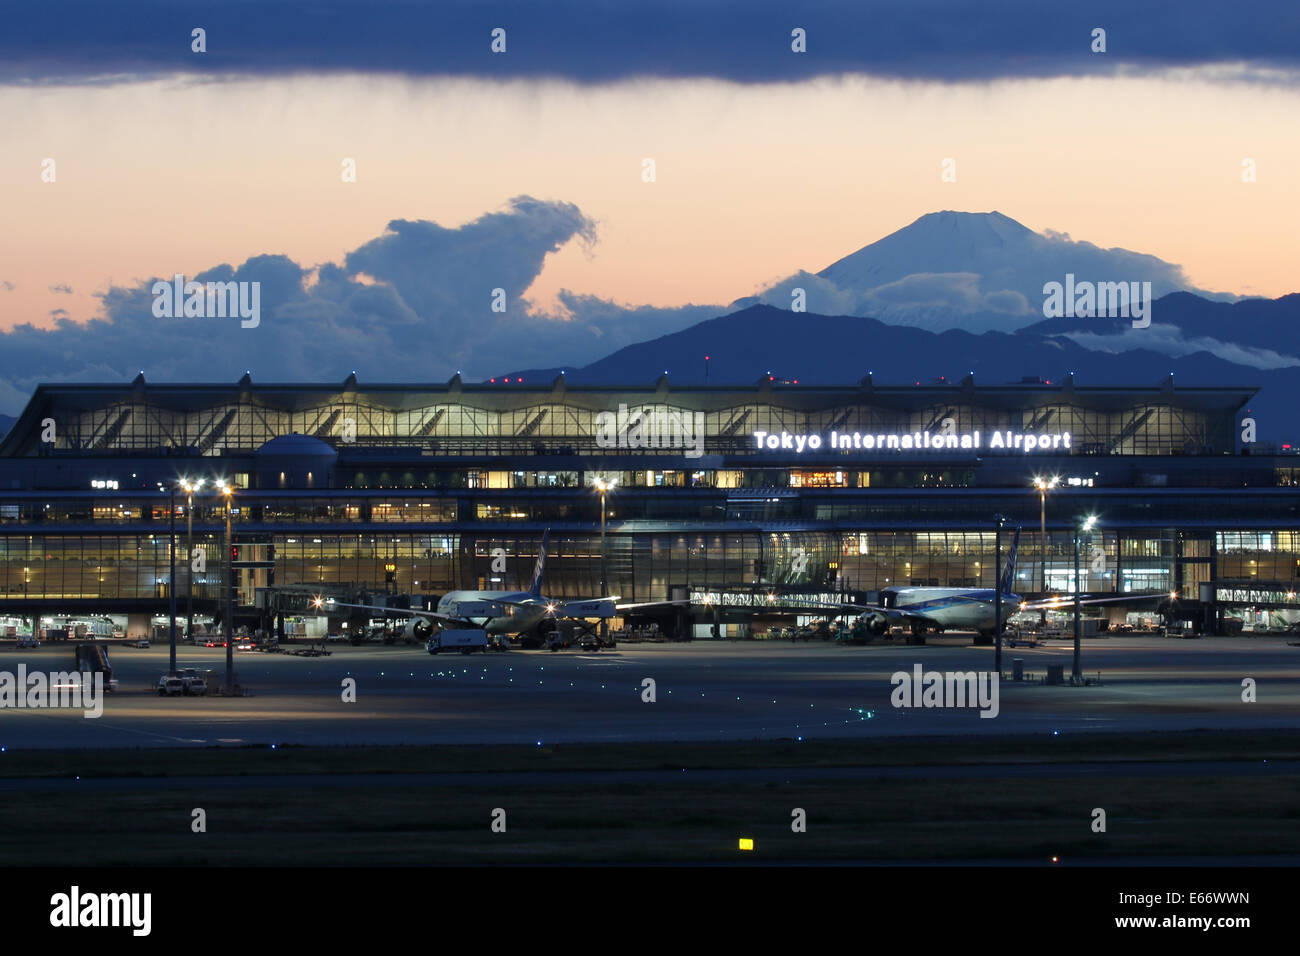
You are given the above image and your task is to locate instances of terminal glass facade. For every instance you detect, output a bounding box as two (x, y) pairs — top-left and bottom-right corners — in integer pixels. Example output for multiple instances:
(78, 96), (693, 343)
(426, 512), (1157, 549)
(0, 378), (1295, 631)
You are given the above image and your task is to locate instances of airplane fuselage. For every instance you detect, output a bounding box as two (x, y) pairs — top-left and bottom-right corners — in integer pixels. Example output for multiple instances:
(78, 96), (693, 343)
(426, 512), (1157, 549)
(883, 586), (1022, 632)
(436, 590), (551, 635)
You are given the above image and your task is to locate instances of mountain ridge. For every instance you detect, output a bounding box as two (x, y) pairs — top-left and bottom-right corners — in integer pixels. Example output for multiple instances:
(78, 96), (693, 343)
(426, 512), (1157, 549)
(499, 297), (1294, 442)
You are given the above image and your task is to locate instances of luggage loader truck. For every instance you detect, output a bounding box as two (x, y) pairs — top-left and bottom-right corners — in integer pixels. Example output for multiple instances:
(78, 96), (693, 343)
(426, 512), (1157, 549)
(426, 629), (489, 655)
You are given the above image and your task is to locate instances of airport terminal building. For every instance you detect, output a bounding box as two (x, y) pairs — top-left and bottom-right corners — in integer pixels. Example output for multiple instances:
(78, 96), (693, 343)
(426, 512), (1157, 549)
(1, 373), (1297, 637)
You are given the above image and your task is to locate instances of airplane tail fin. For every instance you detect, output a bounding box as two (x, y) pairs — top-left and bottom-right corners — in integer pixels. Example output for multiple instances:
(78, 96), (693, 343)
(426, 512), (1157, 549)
(999, 526), (1021, 595)
(528, 529), (550, 597)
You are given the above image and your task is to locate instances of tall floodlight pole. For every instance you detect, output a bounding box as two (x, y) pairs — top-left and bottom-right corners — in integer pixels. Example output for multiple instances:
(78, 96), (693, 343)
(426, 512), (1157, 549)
(182, 478), (203, 648)
(594, 477), (616, 593)
(1033, 476), (1058, 595)
(222, 482), (235, 694)
(1074, 514), (1097, 682)
(593, 476), (616, 642)
(993, 514), (1006, 673)
(168, 484), (178, 676)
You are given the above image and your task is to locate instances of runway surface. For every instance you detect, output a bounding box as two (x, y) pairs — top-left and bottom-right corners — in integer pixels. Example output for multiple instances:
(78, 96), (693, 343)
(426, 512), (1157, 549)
(2, 636), (1298, 749)
(1, 759), (1295, 793)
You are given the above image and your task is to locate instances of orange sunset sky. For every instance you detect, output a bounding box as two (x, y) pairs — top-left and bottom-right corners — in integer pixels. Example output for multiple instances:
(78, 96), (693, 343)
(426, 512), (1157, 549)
(2, 70), (1297, 333)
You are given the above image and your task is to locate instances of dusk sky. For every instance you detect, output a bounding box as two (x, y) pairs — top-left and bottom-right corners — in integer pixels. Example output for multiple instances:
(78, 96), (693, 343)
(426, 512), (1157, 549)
(0, 1), (1297, 409)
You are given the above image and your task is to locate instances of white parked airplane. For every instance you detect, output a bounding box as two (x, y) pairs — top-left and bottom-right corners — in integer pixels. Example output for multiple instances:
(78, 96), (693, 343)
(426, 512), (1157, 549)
(847, 528), (1027, 638)
(318, 526), (1166, 645)
(317, 530), (682, 645)
(841, 528), (1170, 637)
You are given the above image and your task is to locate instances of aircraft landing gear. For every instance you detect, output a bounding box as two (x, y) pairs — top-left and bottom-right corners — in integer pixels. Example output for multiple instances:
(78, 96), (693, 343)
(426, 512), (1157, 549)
(522, 619), (555, 650)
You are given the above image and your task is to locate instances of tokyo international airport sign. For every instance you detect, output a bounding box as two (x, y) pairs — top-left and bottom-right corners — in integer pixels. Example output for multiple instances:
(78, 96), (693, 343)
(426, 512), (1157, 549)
(752, 430), (1073, 454)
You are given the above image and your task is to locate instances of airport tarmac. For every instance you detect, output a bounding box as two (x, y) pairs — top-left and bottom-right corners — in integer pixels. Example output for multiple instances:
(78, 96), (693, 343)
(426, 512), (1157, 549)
(1, 636), (1297, 749)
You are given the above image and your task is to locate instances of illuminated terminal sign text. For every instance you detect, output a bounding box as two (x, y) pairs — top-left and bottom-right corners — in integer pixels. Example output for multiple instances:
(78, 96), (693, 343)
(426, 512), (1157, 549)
(752, 430), (1072, 454)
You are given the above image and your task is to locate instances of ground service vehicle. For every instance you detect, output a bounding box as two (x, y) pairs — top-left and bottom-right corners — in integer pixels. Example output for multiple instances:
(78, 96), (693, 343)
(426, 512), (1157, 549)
(157, 676), (184, 696)
(426, 629), (489, 654)
(74, 643), (118, 692)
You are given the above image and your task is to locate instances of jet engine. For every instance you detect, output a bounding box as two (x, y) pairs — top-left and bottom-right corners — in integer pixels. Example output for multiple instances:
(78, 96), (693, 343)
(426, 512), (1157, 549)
(401, 617), (436, 644)
(856, 610), (891, 636)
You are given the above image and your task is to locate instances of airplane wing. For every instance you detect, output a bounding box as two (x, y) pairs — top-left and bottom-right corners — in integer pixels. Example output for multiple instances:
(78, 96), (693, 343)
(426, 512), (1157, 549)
(690, 596), (942, 627)
(551, 597), (690, 619)
(1018, 591), (1172, 611)
(616, 598), (692, 611)
(855, 605), (943, 628)
(321, 594), (556, 623)
(318, 599), (472, 625)
(743, 599), (943, 629)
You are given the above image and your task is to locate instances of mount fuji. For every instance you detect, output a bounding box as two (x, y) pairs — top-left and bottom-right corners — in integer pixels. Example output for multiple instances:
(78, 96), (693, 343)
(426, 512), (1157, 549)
(728, 210), (1235, 334)
(499, 212), (1296, 441)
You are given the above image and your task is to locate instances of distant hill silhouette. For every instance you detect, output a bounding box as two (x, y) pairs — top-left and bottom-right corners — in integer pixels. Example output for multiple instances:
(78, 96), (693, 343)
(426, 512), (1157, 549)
(1024, 290), (1300, 358)
(500, 301), (1295, 443)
